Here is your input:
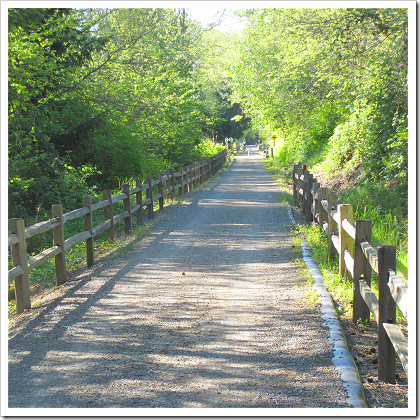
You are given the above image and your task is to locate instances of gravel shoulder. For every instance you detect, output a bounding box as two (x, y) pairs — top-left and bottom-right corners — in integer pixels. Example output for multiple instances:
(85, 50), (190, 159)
(8, 151), (353, 411)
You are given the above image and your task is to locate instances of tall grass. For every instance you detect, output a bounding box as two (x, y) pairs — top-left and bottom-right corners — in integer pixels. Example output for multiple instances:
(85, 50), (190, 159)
(296, 219), (406, 323)
(339, 180), (408, 279)
(352, 205), (408, 279)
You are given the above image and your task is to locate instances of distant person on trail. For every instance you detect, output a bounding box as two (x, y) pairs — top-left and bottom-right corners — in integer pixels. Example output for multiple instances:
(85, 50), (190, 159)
(242, 141), (246, 151)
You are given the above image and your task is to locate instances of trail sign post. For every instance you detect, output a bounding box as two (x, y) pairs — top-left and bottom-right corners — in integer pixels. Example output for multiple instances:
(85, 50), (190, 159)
(271, 135), (277, 147)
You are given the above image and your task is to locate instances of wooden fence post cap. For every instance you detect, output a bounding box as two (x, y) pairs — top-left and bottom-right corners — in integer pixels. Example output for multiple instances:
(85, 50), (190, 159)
(378, 244), (397, 256)
(8, 218), (24, 231)
(338, 203), (353, 210)
(9, 217), (23, 222)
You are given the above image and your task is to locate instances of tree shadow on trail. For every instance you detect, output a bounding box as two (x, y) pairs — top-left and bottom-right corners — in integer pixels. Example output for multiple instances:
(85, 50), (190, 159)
(8, 154), (349, 409)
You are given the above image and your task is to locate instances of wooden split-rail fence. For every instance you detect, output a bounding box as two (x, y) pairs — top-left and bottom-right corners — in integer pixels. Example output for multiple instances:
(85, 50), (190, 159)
(8, 150), (227, 315)
(293, 162), (408, 384)
(263, 148), (274, 159)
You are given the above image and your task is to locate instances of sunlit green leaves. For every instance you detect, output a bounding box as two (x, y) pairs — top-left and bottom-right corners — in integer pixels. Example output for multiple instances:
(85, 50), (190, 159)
(228, 7), (408, 196)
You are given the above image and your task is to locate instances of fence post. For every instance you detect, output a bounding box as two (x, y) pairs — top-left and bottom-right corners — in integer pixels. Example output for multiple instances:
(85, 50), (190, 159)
(178, 167), (183, 196)
(293, 164), (298, 206)
(196, 161), (200, 186)
(122, 184), (132, 234)
(353, 220), (372, 324)
(377, 245), (397, 384)
(338, 204), (353, 281)
(103, 190), (114, 242)
(199, 160), (203, 185)
(302, 171), (307, 217)
(328, 193), (338, 259)
(83, 195), (94, 268)
(9, 218), (31, 314)
(156, 173), (164, 210)
(196, 161), (200, 187)
(169, 168), (174, 200)
(188, 164), (192, 192)
(317, 188), (329, 233)
(144, 176), (154, 220)
(164, 170), (170, 203)
(304, 172), (314, 223)
(52, 204), (66, 286)
(186, 165), (189, 190)
(183, 166), (188, 194)
(296, 167), (303, 207)
(188, 165), (193, 191)
(192, 163), (196, 189)
(136, 179), (143, 225)
(312, 182), (320, 224)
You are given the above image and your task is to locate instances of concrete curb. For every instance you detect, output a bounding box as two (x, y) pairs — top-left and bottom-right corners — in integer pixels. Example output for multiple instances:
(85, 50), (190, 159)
(287, 205), (368, 408)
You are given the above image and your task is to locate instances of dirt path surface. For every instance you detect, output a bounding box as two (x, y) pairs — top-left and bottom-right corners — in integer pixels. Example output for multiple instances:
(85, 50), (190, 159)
(8, 150), (352, 409)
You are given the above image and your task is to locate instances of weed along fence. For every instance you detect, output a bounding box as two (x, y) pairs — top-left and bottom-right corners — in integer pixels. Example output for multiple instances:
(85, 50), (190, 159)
(293, 162), (408, 384)
(8, 150), (227, 315)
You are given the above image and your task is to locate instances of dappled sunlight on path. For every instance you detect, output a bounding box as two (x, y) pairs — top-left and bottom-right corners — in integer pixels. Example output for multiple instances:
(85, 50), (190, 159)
(8, 151), (351, 410)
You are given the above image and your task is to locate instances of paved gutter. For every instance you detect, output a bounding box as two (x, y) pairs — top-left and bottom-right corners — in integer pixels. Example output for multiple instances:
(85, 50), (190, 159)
(287, 205), (367, 408)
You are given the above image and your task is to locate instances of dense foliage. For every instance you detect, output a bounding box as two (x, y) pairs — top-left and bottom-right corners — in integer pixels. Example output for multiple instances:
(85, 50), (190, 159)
(228, 8), (408, 213)
(8, 7), (408, 224)
(8, 7), (249, 222)
(193, 29), (251, 142)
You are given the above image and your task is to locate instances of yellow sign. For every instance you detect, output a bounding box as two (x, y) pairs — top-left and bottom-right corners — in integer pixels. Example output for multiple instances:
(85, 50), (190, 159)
(271, 135), (277, 141)
(262, 137), (266, 141)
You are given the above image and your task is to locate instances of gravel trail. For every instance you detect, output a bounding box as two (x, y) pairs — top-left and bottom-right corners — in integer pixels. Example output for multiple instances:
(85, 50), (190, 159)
(8, 150), (351, 409)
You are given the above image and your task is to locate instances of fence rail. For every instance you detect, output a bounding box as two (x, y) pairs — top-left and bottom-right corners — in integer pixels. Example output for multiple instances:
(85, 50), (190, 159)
(293, 162), (408, 384)
(8, 150), (227, 315)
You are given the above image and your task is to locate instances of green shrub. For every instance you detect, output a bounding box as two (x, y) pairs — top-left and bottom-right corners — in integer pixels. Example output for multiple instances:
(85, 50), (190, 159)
(192, 140), (224, 159)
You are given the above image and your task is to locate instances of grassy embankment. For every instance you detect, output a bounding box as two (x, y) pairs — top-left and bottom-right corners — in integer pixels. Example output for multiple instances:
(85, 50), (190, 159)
(262, 153), (408, 323)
